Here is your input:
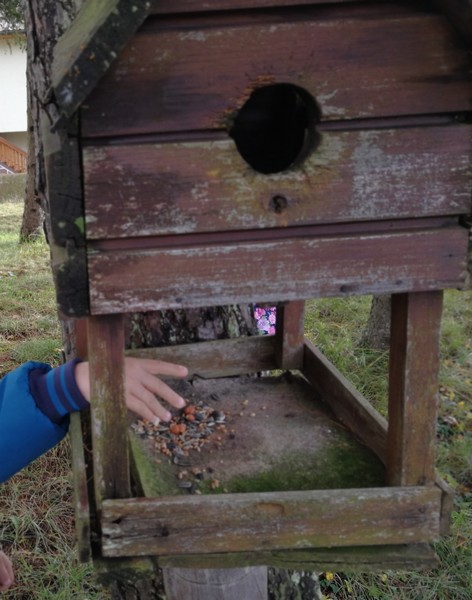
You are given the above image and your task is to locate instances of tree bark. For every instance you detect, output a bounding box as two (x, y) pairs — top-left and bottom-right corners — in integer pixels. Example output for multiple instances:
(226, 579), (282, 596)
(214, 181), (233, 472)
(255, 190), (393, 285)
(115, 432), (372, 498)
(360, 295), (392, 351)
(20, 105), (43, 241)
(268, 569), (322, 600)
(124, 304), (257, 348)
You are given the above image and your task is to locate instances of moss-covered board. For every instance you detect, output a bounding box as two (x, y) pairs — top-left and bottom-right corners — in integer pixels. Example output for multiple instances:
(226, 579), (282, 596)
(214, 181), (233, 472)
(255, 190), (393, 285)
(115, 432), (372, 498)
(129, 372), (384, 498)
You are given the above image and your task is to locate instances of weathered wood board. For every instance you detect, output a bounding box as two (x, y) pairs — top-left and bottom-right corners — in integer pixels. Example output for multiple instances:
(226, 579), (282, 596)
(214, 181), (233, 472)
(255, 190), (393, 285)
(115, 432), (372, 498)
(81, 5), (471, 138)
(128, 335), (277, 379)
(101, 486), (441, 557)
(150, 0), (362, 13)
(157, 543), (439, 572)
(387, 292), (443, 486)
(87, 226), (468, 314)
(128, 373), (385, 499)
(83, 125), (472, 238)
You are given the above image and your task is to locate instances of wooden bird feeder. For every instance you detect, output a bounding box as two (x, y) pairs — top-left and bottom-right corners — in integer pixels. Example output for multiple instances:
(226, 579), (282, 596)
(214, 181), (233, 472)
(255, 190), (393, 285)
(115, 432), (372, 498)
(45, 0), (472, 576)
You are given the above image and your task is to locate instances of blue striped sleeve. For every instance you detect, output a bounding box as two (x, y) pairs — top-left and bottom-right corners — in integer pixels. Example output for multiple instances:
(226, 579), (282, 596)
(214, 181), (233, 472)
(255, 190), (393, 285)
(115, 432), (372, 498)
(29, 359), (89, 424)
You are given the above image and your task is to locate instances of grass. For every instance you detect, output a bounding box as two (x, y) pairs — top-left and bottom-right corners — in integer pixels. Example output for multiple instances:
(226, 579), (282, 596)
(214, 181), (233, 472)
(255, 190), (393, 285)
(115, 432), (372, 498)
(0, 198), (108, 599)
(305, 295), (472, 600)
(0, 192), (471, 598)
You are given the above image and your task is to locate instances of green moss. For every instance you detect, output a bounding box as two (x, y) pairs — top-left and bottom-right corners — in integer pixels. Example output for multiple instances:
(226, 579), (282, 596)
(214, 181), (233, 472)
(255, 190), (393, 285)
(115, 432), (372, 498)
(129, 435), (181, 497)
(201, 436), (385, 495)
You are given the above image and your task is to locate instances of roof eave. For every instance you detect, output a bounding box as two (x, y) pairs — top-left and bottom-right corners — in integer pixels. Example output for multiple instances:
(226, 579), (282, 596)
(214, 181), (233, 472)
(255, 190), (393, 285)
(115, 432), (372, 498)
(51, 0), (152, 119)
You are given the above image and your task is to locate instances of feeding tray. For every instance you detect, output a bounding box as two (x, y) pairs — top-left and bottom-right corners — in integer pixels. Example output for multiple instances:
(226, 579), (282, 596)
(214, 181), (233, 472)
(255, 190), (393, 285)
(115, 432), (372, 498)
(129, 372), (385, 498)
(75, 332), (452, 571)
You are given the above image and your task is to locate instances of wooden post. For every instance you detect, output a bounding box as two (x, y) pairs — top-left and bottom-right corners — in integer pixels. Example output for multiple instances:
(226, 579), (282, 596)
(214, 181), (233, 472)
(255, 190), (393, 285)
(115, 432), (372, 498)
(386, 291), (443, 486)
(275, 301), (305, 370)
(87, 315), (131, 510)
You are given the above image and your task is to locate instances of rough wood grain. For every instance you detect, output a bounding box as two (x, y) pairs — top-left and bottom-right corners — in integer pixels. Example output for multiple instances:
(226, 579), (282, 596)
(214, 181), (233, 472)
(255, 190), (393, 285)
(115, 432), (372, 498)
(43, 118), (89, 316)
(302, 340), (388, 463)
(81, 7), (471, 138)
(157, 543), (438, 571)
(275, 301), (305, 370)
(387, 292), (444, 486)
(127, 334), (277, 378)
(69, 412), (91, 562)
(83, 125), (472, 239)
(87, 315), (131, 508)
(52, 0), (152, 118)
(101, 487), (441, 557)
(87, 227), (468, 314)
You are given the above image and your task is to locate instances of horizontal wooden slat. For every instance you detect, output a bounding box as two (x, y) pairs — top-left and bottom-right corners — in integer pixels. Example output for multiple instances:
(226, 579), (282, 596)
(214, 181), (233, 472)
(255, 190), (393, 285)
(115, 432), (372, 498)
(302, 340), (388, 462)
(82, 7), (471, 138)
(150, 0), (359, 14)
(127, 334), (277, 378)
(83, 125), (472, 238)
(157, 543), (438, 571)
(87, 227), (468, 314)
(101, 486), (441, 556)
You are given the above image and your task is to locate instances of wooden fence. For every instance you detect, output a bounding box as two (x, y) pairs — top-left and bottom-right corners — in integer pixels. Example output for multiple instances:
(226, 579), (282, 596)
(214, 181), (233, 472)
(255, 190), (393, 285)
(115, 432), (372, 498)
(0, 136), (27, 173)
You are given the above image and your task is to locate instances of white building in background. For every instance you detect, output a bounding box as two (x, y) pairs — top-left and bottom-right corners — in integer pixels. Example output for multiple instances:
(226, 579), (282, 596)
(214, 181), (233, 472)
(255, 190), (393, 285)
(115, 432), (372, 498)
(0, 29), (27, 152)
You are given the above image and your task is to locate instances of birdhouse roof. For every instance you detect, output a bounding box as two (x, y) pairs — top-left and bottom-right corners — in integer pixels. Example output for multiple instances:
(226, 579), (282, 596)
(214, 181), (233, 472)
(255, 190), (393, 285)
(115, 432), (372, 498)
(51, 0), (472, 120)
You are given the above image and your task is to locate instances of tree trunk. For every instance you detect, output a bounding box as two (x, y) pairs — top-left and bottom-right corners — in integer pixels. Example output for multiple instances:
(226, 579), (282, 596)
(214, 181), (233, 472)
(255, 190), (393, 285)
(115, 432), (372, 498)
(20, 105), (43, 242)
(124, 304), (257, 348)
(360, 295), (392, 351)
(25, 0), (83, 233)
(268, 569), (322, 600)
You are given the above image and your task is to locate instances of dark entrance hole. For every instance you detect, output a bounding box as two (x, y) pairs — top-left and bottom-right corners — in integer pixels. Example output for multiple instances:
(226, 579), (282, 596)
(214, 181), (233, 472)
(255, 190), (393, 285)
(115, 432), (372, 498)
(229, 83), (321, 174)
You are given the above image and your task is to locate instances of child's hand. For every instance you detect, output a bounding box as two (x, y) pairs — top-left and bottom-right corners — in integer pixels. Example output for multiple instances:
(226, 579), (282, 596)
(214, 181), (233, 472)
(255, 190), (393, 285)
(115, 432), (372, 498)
(74, 357), (188, 424)
(0, 550), (14, 592)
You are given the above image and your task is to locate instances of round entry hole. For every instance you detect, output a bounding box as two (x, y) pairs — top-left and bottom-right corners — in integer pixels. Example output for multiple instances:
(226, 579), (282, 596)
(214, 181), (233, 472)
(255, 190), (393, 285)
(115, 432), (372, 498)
(229, 83), (321, 174)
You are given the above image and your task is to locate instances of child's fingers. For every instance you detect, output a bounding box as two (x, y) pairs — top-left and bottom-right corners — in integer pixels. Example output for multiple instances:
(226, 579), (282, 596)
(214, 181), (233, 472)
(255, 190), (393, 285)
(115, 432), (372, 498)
(125, 376), (186, 423)
(137, 372), (186, 410)
(0, 552), (14, 591)
(132, 358), (188, 379)
(126, 393), (168, 424)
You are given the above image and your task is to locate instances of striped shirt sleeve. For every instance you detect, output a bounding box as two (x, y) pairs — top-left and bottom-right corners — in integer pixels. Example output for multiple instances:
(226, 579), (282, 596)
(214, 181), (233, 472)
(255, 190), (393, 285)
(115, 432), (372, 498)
(29, 359), (89, 424)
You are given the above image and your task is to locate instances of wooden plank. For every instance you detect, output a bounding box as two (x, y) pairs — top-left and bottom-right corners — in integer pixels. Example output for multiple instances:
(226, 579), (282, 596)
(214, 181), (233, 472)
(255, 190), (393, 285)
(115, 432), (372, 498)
(162, 568), (268, 600)
(52, 0), (152, 118)
(68, 319), (92, 562)
(387, 292), (443, 486)
(43, 118), (89, 317)
(69, 412), (92, 562)
(127, 334), (277, 378)
(101, 486), (441, 556)
(87, 227), (468, 314)
(81, 8), (471, 138)
(150, 0), (360, 14)
(302, 340), (388, 462)
(157, 543), (438, 571)
(83, 125), (472, 238)
(87, 315), (131, 508)
(275, 301), (305, 370)
(436, 475), (454, 536)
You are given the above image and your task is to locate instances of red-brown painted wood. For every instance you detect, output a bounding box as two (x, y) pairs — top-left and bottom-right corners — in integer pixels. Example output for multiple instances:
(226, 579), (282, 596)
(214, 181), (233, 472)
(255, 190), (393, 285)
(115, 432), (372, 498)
(87, 315), (131, 506)
(82, 7), (470, 138)
(275, 301), (305, 370)
(87, 227), (468, 314)
(83, 125), (472, 239)
(387, 292), (444, 486)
